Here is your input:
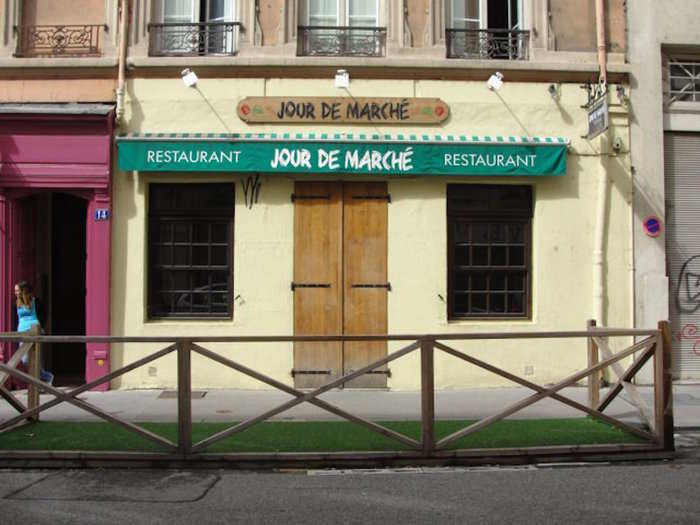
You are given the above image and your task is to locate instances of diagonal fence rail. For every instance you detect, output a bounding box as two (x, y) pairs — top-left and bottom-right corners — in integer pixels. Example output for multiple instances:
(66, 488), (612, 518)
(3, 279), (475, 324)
(0, 320), (675, 465)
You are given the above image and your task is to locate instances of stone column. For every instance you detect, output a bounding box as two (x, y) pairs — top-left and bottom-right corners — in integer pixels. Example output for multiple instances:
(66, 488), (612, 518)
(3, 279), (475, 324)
(0, 0), (20, 58)
(129, 0), (151, 58)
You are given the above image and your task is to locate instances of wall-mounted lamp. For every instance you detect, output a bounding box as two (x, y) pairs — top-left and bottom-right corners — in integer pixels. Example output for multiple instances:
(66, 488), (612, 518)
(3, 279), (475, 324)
(548, 83), (560, 101)
(487, 72), (504, 91)
(181, 68), (198, 88)
(616, 85), (629, 108)
(335, 69), (350, 88)
(612, 136), (624, 153)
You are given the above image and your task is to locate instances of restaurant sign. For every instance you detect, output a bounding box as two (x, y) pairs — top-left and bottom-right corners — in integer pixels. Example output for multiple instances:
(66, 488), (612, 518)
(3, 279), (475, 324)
(117, 135), (568, 176)
(237, 97), (449, 124)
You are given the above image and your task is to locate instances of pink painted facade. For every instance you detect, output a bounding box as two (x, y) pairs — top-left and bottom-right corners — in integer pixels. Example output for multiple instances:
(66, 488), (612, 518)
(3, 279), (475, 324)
(0, 111), (113, 390)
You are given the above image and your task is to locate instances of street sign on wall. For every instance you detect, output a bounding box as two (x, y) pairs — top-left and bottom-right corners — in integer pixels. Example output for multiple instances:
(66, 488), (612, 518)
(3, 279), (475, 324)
(587, 96), (609, 140)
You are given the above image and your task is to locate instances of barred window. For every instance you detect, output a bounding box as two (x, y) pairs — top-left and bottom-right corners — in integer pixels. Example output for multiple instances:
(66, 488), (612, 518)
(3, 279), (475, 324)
(447, 184), (532, 319)
(668, 58), (700, 103)
(148, 183), (234, 319)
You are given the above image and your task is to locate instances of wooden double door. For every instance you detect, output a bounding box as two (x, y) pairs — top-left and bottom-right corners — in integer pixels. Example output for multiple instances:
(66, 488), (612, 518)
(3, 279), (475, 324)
(293, 181), (388, 389)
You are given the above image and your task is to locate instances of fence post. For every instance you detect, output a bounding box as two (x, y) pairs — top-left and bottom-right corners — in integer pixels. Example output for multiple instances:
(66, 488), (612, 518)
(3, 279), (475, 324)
(177, 339), (192, 456)
(587, 319), (599, 409)
(655, 321), (674, 451)
(27, 325), (40, 421)
(420, 338), (435, 457)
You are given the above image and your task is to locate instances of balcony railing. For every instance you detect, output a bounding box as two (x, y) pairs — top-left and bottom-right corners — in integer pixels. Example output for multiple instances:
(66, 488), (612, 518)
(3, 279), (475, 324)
(148, 22), (241, 57)
(14, 24), (104, 57)
(446, 29), (530, 60)
(297, 26), (386, 57)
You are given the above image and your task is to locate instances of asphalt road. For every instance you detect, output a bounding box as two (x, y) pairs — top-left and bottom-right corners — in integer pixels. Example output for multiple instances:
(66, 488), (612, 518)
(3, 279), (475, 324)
(2, 459), (700, 525)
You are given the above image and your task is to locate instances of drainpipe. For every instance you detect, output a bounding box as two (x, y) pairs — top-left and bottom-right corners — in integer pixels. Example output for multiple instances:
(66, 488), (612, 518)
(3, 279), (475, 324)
(592, 0), (608, 325)
(115, 0), (129, 125)
(595, 0), (607, 86)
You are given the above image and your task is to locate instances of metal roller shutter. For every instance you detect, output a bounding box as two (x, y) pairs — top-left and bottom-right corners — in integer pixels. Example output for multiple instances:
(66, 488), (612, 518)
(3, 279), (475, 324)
(665, 132), (700, 378)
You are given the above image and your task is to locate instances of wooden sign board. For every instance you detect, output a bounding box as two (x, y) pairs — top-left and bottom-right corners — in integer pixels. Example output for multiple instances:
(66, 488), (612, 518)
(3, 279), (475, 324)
(237, 97), (449, 124)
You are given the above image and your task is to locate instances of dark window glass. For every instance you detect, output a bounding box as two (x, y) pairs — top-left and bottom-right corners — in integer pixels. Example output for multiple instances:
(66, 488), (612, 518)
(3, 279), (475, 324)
(148, 183), (234, 319)
(491, 293), (506, 313)
(447, 184), (531, 319)
(454, 293), (469, 315)
(508, 293), (524, 313)
(455, 245), (470, 265)
(473, 245), (489, 265)
(471, 293), (487, 313)
(492, 246), (507, 266)
(471, 271), (487, 291)
(454, 271), (470, 290)
(491, 272), (506, 291)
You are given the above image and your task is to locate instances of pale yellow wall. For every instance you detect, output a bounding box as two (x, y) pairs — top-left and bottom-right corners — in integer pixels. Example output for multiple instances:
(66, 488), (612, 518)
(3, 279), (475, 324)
(112, 170), (295, 389)
(114, 77), (632, 390)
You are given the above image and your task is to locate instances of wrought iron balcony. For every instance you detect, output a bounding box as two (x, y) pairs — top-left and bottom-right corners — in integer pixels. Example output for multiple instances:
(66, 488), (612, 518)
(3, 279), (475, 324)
(446, 29), (530, 60)
(148, 22), (242, 56)
(14, 24), (104, 57)
(297, 26), (386, 57)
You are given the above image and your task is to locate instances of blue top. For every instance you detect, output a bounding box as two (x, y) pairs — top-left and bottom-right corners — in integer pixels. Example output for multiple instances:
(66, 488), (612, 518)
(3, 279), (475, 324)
(17, 298), (40, 333)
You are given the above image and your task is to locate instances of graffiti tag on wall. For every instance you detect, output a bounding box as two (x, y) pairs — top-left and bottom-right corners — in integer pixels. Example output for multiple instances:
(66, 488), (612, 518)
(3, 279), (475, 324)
(242, 175), (261, 209)
(675, 323), (700, 357)
(676, 255), (700, 314)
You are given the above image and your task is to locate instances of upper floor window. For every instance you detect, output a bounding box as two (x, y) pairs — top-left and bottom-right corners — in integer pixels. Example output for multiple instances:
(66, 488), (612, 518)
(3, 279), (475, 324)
(149, 0), (240, 56)
(298, 0), (386, 57)
(667, 57), (700, 104)
(446, 0), (528, 60)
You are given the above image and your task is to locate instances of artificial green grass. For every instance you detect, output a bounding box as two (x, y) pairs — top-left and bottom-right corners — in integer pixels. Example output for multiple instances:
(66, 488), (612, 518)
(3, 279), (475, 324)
(0, 418), (646, 453)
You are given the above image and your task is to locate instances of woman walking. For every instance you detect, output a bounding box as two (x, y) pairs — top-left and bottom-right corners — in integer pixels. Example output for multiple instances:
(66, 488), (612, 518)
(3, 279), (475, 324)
(14, 280), (53, 385)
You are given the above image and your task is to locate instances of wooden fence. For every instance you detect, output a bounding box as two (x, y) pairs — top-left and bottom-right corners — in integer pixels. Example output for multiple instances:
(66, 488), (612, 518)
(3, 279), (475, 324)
(0, 321), (674, 467)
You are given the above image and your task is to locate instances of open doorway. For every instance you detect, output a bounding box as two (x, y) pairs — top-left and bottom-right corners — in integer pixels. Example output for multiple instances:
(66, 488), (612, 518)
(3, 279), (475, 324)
(10, 192), (87, 388)
(47, 193), (87, 386)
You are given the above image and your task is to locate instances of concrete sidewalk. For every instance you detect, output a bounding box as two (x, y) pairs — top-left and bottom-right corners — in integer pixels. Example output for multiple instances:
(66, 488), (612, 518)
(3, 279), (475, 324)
(2, 383), (699, 428)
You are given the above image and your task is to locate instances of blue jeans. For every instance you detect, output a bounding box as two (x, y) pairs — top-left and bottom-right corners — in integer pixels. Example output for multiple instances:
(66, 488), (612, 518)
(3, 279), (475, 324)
(18, 331), (52, 383)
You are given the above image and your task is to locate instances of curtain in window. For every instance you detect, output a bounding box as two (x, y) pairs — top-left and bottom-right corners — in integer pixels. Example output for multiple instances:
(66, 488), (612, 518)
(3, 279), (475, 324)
(309, 0), (338, 26)
(164, 0), (195, 23)
(452, 0), (480, 30)
(348, 0), (377, 27)
(208, 0), (225, 21)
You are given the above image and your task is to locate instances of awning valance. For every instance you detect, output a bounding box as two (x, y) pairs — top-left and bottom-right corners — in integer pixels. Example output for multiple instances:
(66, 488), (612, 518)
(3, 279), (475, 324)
(116, 132), (569, 176)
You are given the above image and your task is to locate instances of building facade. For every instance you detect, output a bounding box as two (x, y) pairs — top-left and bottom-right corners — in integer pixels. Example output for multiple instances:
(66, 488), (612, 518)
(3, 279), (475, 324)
(628, 1), (700, 381)
(2, 1), (635, 391)
(0, 0), (118, 389)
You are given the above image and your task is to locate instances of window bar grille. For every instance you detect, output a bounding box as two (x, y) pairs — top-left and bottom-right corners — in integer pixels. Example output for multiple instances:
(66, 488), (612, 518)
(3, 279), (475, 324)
(446, 29), (530, 60)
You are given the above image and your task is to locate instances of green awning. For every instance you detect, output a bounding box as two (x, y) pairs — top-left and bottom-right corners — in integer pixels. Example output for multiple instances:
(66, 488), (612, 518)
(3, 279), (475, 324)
(116, 132), (569, 176)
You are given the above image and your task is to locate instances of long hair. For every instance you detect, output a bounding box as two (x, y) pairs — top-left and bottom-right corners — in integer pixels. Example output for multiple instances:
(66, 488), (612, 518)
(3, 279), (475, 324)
(15, 280), (34, 308)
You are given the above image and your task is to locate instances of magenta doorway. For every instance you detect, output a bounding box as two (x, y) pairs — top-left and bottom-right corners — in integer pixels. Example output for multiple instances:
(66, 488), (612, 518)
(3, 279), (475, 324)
(0, 106), (113, 390)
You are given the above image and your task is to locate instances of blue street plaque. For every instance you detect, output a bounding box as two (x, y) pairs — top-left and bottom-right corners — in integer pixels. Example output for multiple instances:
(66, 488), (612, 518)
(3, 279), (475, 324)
(94, 209), (110, 221)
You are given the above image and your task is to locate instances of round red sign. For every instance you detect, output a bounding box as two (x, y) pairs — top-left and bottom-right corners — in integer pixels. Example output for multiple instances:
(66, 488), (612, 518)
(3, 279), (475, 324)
(643, 216), (662, 237)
